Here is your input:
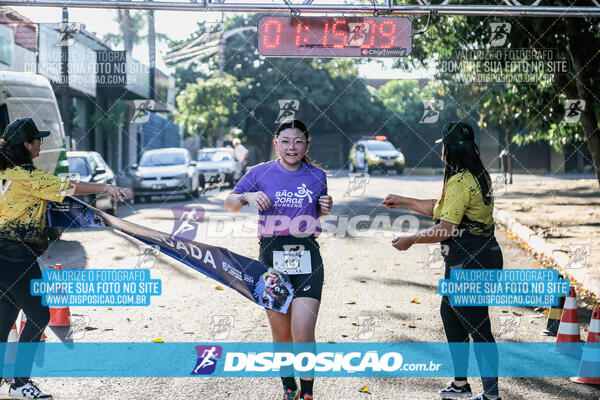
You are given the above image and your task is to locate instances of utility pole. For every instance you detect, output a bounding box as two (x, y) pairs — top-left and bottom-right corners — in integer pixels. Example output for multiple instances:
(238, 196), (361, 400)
(60, 7), (71, 149)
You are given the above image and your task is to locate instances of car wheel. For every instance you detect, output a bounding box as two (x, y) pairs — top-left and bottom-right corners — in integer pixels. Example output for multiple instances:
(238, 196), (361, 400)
(396, 166), (404, 175)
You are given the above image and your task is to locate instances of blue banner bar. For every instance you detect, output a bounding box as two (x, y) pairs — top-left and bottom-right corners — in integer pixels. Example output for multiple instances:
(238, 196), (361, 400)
(0, 342), (584, 378)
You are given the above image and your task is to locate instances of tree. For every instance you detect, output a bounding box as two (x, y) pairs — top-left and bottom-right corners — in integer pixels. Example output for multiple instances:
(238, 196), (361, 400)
(174, 74), (250, 146)
(403, 5), (600, 184)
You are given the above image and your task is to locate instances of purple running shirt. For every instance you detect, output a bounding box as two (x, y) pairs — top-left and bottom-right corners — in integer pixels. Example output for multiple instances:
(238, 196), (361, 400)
(234, 159), (328, 238)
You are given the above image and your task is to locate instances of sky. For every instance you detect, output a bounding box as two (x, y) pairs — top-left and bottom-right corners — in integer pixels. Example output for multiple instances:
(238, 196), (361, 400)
(12, 6), (432, 79)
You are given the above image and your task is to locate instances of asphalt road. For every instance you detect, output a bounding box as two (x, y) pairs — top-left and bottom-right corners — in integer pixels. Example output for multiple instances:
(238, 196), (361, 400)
(29, 172), (600, 400)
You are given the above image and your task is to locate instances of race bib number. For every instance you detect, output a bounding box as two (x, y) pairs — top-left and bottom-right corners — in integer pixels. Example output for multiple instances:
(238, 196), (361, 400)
(273, 248), (312, 275)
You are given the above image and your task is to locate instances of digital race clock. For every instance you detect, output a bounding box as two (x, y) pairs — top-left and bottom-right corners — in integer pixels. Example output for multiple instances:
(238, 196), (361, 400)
(257, 16), (412, 58)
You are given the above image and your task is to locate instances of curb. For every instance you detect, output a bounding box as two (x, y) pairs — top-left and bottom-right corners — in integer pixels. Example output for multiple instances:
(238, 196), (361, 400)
(494, 209), (599, 297)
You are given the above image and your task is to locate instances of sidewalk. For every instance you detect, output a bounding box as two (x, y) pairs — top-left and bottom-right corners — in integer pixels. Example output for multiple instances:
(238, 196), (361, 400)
(493, 174), (600, 298)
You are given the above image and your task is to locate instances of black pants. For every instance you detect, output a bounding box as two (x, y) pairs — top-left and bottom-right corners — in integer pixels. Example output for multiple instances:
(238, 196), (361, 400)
(440, 237), (503, 397)
(0, 241), (50, 385)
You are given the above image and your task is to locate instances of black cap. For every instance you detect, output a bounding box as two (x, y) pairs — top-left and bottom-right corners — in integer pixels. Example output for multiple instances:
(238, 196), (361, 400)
(435, 122), (475, 145)
(1, 118), (50, 146)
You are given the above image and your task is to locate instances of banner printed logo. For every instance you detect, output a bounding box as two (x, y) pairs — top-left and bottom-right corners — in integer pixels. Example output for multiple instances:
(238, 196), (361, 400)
(276, 100), (299, 123)
(420, 100), (444, 124)
(171, 206), (205, 241)
(489, 22), (511, 47)
(191, 345), (222, 375)
(564, 100), (585, 123)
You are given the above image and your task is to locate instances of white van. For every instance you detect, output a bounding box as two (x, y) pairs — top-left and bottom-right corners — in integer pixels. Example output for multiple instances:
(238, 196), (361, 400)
(0, 71), (68, 175)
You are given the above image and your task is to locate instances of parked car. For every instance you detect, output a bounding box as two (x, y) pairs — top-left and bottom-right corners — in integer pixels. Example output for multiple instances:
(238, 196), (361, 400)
(67, 151), (119, 215)
(131, 148), (200, 202)
(196, 147), (243, 187)
(348, 136), (405, 174)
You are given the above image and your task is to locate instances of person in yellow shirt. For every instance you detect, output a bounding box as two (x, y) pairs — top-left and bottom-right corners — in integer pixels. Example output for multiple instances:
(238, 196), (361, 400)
(0, 118), (132, 399)
(382, 122), (503, 400)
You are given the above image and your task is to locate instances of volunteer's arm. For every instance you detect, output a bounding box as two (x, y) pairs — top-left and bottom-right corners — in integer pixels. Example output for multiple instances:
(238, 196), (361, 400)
(224, 191), (271, 212)
(71, 181), (133, 202)
(391, 220), (457, 250)
(382, 194), (437, 217)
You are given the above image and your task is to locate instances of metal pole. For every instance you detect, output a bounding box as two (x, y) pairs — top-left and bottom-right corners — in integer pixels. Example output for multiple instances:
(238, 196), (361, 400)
(60, 7), (71, 149)
(2, 0), (600, 17)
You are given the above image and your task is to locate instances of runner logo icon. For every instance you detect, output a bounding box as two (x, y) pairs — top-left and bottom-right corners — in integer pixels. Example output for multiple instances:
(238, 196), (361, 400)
(191, 345), (223, 375)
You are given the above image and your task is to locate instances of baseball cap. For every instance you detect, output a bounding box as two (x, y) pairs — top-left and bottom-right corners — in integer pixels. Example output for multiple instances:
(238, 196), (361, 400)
(435, 121), (475, 145)
(1, 118), (50, 146)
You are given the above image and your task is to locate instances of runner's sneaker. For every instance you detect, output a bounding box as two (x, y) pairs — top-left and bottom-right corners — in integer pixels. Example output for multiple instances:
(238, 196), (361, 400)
(470, 394), (501, 400)
(8, 380), (52, 399)
(282, 387), (299, 400)
(301, 394), (313, 400)
(0, 378), (10, 396)
(440, 381), (472, 398)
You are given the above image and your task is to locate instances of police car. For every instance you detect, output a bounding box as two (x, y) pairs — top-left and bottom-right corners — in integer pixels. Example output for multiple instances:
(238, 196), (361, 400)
(348, 136), (405, 174)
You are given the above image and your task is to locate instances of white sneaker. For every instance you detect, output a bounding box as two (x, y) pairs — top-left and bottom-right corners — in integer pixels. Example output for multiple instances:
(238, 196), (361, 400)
(0, 379), (11, 398)
(8, 381), (52, 399)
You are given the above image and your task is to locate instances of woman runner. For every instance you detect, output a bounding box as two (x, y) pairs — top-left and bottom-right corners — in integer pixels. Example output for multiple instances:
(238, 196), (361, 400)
(224, 119), (332, 400)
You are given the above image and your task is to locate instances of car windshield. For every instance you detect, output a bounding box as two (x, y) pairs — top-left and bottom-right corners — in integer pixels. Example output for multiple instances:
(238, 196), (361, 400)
(140, 151), (187, 166)
(67, 157), (91, 176)
(198, 151), (232, 162)
(366, 141), (396, 151)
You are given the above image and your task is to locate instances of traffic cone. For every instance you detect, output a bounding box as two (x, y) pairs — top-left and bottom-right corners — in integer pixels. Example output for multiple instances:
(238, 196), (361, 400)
(571, 306), (600, 384)
(49, 264), (71, 327)
(3, 323), (18, 367)
(555, 286), (582, 354)
(542, 295), (566, 336)
(17, 311), (47, 341)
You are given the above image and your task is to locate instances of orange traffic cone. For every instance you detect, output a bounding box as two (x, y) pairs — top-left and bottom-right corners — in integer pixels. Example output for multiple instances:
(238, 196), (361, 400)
(571, 306), (600, 384)
(3, 323), (18, 367)
(556, 286), (582, 354)
(17, 311), (47, 341)
(49, 264), (71, 327)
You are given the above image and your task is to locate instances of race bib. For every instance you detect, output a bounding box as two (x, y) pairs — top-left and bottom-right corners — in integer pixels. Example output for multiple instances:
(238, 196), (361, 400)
(273, 246), (312, 275)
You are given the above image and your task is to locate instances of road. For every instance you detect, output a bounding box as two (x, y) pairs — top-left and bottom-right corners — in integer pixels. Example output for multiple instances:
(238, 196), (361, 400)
(34, 172), (598, 400)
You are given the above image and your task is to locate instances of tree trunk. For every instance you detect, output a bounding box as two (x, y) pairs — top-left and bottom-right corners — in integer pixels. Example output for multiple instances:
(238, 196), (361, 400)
(565, 17), (600, 185)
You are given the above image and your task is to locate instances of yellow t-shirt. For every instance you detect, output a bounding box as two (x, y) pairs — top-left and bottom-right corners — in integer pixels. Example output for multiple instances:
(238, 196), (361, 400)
(0, 165), (70, 253)
(432, 169), (494, 236)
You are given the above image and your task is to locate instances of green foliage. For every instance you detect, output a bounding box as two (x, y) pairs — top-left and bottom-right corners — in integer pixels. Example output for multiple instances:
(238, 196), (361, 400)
(174, 74), (250, 145)
(92, 99), (128, 139)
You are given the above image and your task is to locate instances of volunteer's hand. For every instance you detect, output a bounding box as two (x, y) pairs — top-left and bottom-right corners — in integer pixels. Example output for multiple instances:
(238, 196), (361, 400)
(319, 194), (333, 215)
(244, 191), (272, 211)
(382, 194), (406, 209)
(391, 235), (415, 251)
(107, 185), (133, 202)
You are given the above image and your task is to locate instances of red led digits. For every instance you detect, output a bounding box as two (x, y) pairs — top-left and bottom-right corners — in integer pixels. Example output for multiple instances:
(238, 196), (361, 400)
(332, 19), (348, 49)
(263, 19), (282, 49)
(360, 20), (376, 49)
(379, 20), (396, 49)
(295, 22), (302, 47)
(322, 22), (329, 47)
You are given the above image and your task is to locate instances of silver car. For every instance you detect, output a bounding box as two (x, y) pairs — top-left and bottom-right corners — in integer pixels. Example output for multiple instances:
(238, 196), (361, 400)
(196, 147), (243, 187)
(131, 148), (200, 202)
